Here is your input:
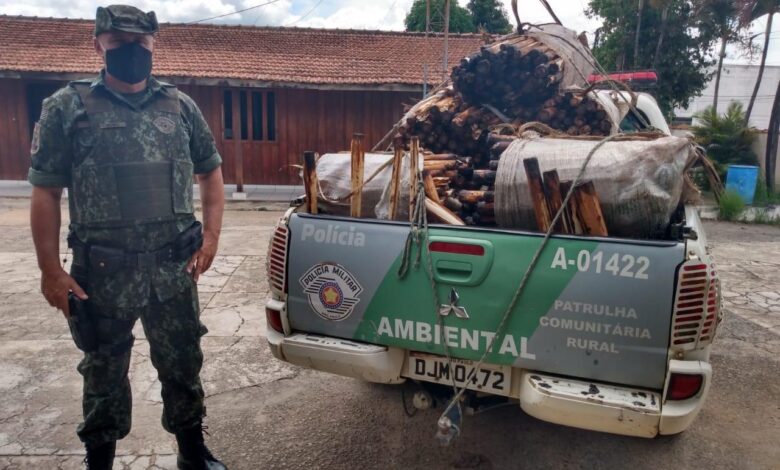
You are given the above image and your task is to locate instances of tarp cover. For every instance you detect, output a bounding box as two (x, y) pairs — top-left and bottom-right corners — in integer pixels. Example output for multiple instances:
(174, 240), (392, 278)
(315, 152), (396, 218)
(494, 135), (695, 238)
(525, 23), (598, 89)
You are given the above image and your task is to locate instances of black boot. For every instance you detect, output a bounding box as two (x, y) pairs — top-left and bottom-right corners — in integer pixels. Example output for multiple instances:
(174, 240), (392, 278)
(84, 441), (116, 470)
(175, 424), (227, 470)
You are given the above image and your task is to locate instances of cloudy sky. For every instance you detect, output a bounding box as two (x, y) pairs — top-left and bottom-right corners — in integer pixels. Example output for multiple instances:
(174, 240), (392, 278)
(1, 0), (778, 64)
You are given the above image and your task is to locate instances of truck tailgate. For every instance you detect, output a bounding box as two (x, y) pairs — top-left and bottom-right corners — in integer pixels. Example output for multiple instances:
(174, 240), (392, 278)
(286, 214), (684, 390)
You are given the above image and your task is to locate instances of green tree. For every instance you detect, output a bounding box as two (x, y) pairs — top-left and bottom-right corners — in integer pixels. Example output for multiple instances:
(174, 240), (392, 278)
(404, 0), (475, 33)
(692, 102), (759, 178)
(588, 0), (719, 115)
(467, 0), (512, 33)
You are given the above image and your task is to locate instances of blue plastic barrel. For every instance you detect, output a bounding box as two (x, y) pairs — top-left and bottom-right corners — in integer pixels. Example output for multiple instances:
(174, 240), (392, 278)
(725, 165), (759, 204)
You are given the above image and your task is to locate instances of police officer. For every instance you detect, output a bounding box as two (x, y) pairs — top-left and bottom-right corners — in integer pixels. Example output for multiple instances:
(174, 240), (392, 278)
(28, 5), (227, 470)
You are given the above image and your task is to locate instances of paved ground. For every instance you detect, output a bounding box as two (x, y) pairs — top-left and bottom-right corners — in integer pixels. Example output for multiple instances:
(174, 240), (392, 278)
(0, 198), (778, 470)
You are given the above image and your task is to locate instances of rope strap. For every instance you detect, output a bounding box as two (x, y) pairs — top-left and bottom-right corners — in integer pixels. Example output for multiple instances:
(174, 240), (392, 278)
(434, 132), (622, 428)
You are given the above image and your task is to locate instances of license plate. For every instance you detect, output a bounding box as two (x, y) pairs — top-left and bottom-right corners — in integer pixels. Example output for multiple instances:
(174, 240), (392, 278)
(405, 352), (512, 396)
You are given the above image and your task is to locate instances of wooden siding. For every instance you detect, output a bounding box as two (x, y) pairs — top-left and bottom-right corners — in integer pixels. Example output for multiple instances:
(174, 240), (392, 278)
(177, 85), (417, 185)
(0, 78), (418, 185)
(0, 78), (32, 180)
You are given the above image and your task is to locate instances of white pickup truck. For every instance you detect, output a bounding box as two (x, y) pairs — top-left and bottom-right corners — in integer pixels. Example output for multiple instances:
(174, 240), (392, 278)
(263, 91), (722, 438)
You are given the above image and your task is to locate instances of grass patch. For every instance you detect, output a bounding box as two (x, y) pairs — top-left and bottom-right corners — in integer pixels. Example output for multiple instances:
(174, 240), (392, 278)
(744, 208), (780, 226)
(753, 177), (780, 206)
(719, 190), (746, 221)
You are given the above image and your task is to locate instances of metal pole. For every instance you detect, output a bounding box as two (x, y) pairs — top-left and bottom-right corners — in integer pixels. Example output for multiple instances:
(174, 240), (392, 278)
(424, 0), (431, 97)
(442, 0), (450, 84)
(426, 0), (431, 33)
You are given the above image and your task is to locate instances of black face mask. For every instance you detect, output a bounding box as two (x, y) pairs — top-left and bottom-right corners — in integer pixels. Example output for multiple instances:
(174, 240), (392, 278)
(105, 41), (152, 85)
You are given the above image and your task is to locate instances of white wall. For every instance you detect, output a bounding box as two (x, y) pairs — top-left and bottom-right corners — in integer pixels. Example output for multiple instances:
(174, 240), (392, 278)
(675, 64), (780, 130)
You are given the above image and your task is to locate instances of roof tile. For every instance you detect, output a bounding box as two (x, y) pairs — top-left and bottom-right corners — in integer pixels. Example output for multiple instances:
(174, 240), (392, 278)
(0, 15), (486, 86)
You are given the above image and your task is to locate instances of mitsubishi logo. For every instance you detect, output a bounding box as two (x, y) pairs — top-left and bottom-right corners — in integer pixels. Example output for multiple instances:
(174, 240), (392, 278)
(439, 288), (469, 319)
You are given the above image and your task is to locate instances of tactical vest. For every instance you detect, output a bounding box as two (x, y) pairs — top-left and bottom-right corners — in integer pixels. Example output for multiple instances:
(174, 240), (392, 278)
(68, 81), (193, 228)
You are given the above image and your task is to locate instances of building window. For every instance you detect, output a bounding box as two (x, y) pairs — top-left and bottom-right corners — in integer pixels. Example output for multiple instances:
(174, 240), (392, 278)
(239, 90), (248, 140)
(252, 92), (263, 141)
(267, 91), (277, 141)
(223, 90), (233, 140)
(223, 88), (277, 142)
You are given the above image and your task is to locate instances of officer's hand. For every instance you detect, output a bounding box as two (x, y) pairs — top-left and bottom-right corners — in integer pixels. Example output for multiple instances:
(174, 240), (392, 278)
(186, 234), (218, 282)
(41, 268), (88, 318)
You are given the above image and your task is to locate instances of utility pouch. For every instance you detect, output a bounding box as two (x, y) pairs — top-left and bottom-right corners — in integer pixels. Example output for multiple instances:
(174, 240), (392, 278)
(174, 221), (203, 261)
(67, 293), (98, 353)
(89, 245), (126, 275)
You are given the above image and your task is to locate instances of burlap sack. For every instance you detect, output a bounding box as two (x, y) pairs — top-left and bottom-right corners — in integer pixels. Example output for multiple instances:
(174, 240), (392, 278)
(495, 135), (695, 238)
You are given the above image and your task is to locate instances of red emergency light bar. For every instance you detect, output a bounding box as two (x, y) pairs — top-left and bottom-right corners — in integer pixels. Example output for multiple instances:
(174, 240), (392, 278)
(587, 70), (658, 85)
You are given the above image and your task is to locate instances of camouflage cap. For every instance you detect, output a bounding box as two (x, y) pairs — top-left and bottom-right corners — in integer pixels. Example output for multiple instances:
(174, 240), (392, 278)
(94, 5), (159, 37)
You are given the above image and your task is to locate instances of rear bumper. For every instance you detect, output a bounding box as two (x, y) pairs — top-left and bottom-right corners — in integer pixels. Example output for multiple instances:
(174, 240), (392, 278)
(266, 327), (711, 437)
(267, 329), (406, 384)
(520, 359), (711, 438)
(520, 372), (665, 437)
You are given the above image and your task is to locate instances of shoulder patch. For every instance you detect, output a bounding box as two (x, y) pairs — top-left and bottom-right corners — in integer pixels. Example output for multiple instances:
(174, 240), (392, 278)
(30, 122), (42, 155)
(38, 107), (49, 124)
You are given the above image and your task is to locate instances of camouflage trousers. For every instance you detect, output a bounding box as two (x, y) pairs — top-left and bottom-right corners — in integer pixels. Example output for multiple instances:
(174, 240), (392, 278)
(73, 270), (207, 446)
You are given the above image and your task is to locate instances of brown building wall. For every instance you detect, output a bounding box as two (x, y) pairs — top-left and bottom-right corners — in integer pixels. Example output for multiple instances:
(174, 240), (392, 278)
(178, 84), (417, 185)
(0, 76), (417, 185)
(0, 78), (33, 180)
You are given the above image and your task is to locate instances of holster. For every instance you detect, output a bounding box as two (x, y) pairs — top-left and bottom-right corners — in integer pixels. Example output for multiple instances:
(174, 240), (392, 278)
(67, 292), (98, 353)
(66, 293), (135, 356)
(174, 221), (204, 261)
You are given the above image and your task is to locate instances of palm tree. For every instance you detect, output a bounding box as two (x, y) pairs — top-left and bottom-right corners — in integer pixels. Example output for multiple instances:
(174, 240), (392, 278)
(766, 79), (779, 189)
(740, 0), (779, 125)
(699, 0), (742, 113)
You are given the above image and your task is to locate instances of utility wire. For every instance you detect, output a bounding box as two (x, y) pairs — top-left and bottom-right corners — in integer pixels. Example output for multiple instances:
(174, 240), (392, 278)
(285, 0), (326, 26)
(186, 0), (284, 24)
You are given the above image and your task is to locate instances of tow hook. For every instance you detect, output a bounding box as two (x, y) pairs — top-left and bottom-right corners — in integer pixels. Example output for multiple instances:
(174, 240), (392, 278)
(412, 389), (434, 411)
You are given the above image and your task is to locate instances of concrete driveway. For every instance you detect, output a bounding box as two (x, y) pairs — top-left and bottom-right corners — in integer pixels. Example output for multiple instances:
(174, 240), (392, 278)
(0, 199), (777, 469)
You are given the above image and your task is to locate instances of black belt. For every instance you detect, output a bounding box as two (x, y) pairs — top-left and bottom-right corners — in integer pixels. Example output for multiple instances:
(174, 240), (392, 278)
(68, 222), (202, 274)
(71, 242), (177, 273)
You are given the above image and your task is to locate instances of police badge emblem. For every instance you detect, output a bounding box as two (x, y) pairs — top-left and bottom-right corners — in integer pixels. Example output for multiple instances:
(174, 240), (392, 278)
(299, 262), (363, 321)
(153, 116), (176, 134)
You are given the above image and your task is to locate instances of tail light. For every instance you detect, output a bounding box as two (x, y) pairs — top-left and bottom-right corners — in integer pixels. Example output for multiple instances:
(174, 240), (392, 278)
(670, 257), (722, 350)
(266, 307), (284, 333)
(666, 373), (704, 400)
(266, 223), (289, 295)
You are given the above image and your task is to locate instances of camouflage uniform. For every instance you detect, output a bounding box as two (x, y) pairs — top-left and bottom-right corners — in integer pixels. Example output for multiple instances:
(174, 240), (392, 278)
(28, 70), (222, 446)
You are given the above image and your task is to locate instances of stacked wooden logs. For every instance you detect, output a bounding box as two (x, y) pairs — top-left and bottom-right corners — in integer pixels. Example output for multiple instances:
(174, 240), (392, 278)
(450, 38), (611, 137)
(433, 133), (509, 226)
(444, 189), (496, 227)
(388, 34), (617, 228)
(421, 152), (470, 201)
(451, 40), (562, 115)
(533, 92), (612, 137)
(397, 90), (501, 168)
